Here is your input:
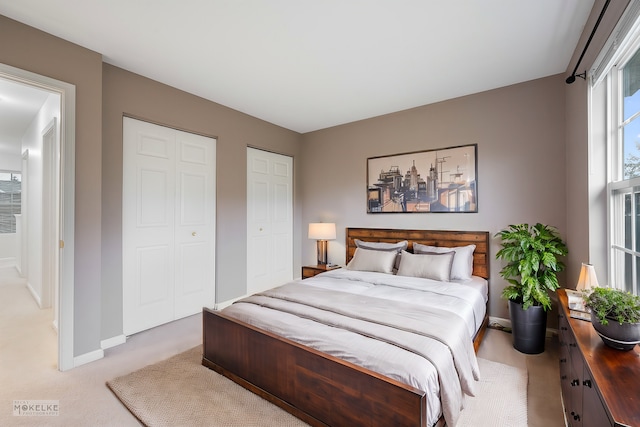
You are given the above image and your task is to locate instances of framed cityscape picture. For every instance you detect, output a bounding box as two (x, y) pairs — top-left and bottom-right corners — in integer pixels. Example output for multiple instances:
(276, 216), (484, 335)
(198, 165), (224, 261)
(367, 144), (478, 213)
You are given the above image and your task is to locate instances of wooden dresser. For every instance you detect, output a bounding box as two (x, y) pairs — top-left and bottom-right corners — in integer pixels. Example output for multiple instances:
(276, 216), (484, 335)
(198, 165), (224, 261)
(557, 289), (640, 427)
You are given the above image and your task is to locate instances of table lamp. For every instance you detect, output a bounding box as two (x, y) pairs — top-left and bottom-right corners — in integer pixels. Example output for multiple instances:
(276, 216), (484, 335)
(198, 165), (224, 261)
(308, 223), (336, 265)
(576, 263), (599, 292)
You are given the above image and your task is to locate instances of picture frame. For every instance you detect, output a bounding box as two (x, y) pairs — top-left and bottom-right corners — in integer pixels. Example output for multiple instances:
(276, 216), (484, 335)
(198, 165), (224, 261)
(367, 144), (478, 213)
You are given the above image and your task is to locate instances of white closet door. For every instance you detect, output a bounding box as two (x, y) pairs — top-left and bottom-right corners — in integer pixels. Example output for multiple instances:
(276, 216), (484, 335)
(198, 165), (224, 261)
(174, 130), (215, 318)
(123, 118), (215, 336)
(247, 148), (293, 295)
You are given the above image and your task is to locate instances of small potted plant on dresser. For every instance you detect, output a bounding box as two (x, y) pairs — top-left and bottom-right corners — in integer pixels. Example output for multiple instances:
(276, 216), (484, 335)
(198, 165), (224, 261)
(584, 287), (640, 351)
(495, 223), (568, 354)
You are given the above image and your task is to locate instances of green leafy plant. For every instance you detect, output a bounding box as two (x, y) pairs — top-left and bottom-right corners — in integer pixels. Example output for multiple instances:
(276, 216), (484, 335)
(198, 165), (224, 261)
(585, 287), (640, 325)
(495, 223), (568, 311)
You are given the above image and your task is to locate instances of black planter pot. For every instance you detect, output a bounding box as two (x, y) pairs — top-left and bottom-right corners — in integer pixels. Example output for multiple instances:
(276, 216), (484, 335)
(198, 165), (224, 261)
(509, 300), (547, 354)
(590, 312), (640, 351)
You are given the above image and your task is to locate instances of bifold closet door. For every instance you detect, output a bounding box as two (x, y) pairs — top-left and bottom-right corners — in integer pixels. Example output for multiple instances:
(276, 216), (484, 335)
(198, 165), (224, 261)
(246, 147), (293, 295)
(123, 117), (216, 336)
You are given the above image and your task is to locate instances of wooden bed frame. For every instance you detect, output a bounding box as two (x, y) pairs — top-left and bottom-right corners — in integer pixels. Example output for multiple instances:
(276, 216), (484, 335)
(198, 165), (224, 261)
(202, 228), (490, 427)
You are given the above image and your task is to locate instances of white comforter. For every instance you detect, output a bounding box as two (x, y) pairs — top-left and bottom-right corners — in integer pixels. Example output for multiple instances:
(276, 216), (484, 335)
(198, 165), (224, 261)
(222, 269), (487, 427)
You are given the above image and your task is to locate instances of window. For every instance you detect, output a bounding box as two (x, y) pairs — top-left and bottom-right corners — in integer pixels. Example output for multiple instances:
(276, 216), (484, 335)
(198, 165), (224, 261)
(596, 2), (640, 295)
(0, 171), (21, 234)
(610, 48), (640, 295)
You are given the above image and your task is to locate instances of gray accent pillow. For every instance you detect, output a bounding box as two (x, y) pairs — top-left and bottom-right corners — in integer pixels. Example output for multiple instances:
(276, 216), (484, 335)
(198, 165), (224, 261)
(346, 247), (396, 274)
(354, 239), (408, 252)
(396, 250), (455, 281)
(354, 239), (408, 271)
(413, 243), (476, 280)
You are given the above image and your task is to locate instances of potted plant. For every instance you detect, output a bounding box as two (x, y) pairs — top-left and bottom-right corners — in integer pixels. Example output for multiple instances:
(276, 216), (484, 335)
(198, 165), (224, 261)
(584, 287), (640, 351)
(495, 223), (568, 354)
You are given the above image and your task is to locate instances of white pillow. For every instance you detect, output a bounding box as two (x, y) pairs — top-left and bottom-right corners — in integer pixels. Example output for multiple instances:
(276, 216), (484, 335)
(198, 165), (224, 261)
(346, 247), (396, 274)
(397, 250), (455, 281)
(413, 243), (476, 280)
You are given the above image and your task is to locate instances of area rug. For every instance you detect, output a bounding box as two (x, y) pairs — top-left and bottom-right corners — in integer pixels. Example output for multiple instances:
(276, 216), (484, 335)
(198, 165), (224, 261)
(458, 358), (528, 427)
(107, 346), (528, 427)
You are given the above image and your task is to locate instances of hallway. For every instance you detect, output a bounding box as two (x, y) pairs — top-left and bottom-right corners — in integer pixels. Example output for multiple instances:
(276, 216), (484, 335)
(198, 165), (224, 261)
(0, 266), (56, 371)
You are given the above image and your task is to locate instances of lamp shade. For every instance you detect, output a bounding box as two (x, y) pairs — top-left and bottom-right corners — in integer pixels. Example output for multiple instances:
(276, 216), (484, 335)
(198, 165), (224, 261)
(308, 223), (336, 240)
(576, 263), (599, 291)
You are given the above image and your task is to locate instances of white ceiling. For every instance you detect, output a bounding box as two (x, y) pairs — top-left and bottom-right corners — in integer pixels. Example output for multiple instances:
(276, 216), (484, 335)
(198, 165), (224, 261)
(0, 0), (595, 145)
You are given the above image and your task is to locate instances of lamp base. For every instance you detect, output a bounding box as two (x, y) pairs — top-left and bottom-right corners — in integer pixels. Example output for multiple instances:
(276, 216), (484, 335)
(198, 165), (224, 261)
(316, 240), (328, 265)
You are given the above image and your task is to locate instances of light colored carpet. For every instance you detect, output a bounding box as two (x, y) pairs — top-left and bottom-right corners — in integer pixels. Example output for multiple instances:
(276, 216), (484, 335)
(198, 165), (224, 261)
(108, 346), (528, 427)
(458, 358), (528, 427)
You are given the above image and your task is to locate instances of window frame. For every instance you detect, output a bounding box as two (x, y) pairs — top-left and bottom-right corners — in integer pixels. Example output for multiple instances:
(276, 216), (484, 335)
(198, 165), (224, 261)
(600, 7), (640, 295)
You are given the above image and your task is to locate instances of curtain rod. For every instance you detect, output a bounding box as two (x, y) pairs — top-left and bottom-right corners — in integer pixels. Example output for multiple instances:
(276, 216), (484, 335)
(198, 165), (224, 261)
(566, 0), (611, 84)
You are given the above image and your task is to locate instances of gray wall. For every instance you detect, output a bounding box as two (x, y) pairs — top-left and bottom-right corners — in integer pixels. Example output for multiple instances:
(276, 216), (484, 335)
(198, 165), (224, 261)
(101, 64), (302, 340)
(301, 75), (568, 322)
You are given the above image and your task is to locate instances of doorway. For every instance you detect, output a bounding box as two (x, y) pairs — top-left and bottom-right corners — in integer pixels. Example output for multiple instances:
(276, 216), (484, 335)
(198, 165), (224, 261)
(0, 63), (76, 371)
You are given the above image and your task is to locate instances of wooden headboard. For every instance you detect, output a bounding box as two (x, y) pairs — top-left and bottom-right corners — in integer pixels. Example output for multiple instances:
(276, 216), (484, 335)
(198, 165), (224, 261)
(346, 228), (490, 279)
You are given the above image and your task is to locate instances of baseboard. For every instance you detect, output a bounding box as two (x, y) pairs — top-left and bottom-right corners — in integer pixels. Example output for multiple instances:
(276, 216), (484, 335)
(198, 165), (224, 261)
(101, 334), (126, 350)
(489, 316), (512, 329)
(25, 281), (42, 308)
(489, 316), (558, 337)
(73, 348), (104, 368)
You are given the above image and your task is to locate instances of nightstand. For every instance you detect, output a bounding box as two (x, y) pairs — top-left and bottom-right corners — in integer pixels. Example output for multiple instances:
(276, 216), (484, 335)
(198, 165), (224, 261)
(301, 264), (341, 279)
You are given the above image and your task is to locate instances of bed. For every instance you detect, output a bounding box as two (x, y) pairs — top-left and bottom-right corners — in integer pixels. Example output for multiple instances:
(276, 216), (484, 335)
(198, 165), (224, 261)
(202, 228), (490, 427)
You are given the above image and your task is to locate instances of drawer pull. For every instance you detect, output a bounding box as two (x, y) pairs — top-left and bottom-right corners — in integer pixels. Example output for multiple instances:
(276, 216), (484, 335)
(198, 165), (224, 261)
(583, 379), (592, 388)
(560, 358), (567, 363)
(569, 343), (577, 348)
(571, 379), (580, 386)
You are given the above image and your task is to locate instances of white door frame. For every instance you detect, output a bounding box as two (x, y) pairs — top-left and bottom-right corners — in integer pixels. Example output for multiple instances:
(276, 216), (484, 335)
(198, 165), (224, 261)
(0, 63), (76, 371)
(20, 150), (29, 279)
